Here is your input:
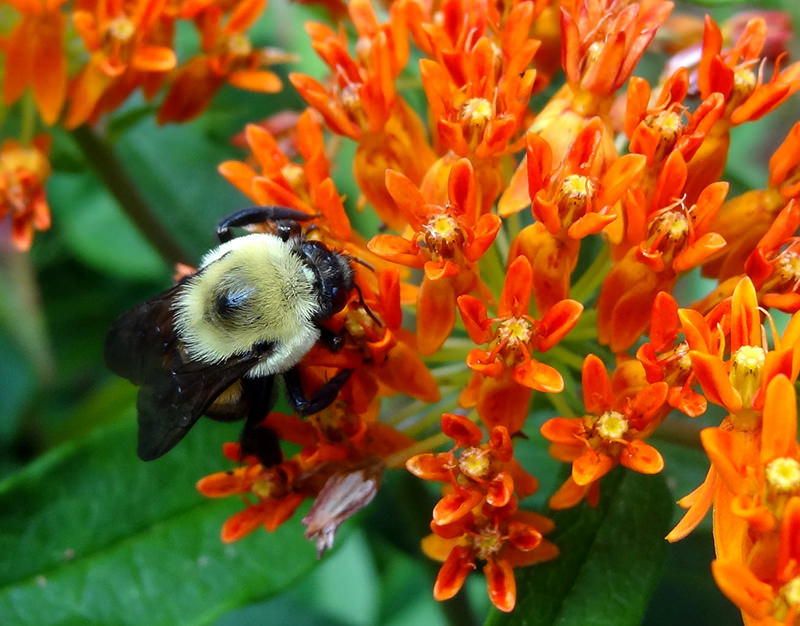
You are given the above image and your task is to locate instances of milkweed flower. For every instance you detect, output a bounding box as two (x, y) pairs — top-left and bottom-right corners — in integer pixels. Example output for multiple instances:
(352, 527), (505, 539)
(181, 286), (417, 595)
(2, 0), (68, 125)
(0, 137), (52, 251)
(457, 255), (582, 433)
(541, 354), (668, 509)
(407, 413), (558, 612)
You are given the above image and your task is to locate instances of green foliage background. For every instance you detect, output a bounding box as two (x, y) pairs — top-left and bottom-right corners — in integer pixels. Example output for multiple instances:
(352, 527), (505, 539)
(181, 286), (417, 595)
(1, 0), (798, 624)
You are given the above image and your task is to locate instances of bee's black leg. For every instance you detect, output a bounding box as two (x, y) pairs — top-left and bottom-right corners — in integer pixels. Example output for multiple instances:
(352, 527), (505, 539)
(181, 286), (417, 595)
(217, 206), (316, 242)
(319, 327), (345, 353)
(239, 377), (283, 467)
(283, 368), (353, 416)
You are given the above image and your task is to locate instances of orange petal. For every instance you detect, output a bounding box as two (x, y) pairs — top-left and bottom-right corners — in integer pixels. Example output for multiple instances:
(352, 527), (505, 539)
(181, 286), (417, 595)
(406, 453), (451, 481)
(132, 46), (177, 72)
(499, 255), (533, 317)
(619, 440), (664, 474)
(536, 299), (583, 351)
(477, 373), (532, 434)
(433, 545), (475, 601)
(666, 468), (716, 542)
(572, 450), (616, 486)
(711, 560), (773, 619)
(486, 471), (515, 508)
(457, 295), (492, 344)
(433, 488), (483, 526)
(441, 413), (484, 447)
(221, 504), (267, 542)
(367, 234), (424, 267)
(582, 354), (613, 415)
(690, 351), (742, 412)
(417, 276), (456, 355)
(465, 213), (502, 262)
(512, 359), (564, 392)
(549, 476), (588, 510)
(228, 69), (283, 93)
(730, 277), (761, 350)
(485, 558), (516, 613)
(540, 417), (584, 445)
(761, 374), (797, 462)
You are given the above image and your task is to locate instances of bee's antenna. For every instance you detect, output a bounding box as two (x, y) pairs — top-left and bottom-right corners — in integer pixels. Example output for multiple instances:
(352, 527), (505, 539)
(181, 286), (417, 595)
(351, 256), (375, 272)
(353, 283), (382, 327)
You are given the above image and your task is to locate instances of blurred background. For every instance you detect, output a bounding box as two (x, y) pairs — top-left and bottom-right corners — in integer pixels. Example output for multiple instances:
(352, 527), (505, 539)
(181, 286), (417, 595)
(1, 1), (799, 624)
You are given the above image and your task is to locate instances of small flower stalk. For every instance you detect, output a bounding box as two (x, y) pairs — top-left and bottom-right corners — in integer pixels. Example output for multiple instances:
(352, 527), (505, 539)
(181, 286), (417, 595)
(8, 0), (800, 619)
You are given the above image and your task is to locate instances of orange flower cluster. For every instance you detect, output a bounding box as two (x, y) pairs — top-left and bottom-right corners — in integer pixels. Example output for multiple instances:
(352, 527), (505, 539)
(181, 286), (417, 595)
(10, 0), (800, 618)
(0, 0), (287, 249)
(193, 0), (800, 616)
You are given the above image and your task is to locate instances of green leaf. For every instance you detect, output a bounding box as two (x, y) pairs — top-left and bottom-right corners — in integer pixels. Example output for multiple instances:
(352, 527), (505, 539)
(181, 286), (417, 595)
(0, 419), (320, 626)
(486, 469), (673, 626)
(48, 172), (168, 281)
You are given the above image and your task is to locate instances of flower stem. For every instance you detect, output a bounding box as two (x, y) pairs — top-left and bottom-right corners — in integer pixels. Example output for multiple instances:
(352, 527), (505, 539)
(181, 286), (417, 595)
(570, 243), (610, 303)
(20, 92), (36, 145)
(383, 432), (451, 468)
(71, 125), (192, 266)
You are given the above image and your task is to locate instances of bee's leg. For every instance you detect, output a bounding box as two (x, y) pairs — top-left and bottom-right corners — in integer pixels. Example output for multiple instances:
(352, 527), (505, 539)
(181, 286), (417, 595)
(217, 206), (316, 242)
(319, 327), (345, 353)
(283, 368), (353, 416)
(239, 376), (283, 467)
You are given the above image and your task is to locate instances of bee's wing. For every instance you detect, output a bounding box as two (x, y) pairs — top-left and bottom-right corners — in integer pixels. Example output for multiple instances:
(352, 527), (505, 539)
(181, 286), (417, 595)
(135, 353), (262, 461)
(104, 282), (185, 384)
(105, 277), (273, 461)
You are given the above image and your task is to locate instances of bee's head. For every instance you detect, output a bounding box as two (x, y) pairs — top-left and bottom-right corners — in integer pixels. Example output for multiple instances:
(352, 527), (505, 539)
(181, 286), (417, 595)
(299, 241), (354, 321)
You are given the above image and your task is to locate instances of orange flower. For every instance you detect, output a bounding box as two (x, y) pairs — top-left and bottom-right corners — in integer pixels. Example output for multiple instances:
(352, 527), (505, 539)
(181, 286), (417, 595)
(457, 255), (583, 432)
(159, 0), (285, 123)
(635, 292), (707, 417)
(0, 137), (52, 251)
(745, 199), (800, 312)
(702, 121), (800, 281)
(66, 0), (177, 127)
(2, 0), (68, 124)
(624, 69), (724, 173)
(197, 448), (307, 540)
(685, 15), (800, 200)
(406, 414), (539, 524)
(597, 150), (727, 351)
(289, 0), (407, 138)
(684, 277), (799, 415)
(541, 354), (668, 508)
(424, 508), (558, 612)
(705, 377), (800, 624)
(561, 0), (673, 96)
(369, 158), (501, 354)
(417, 0), (538, 160)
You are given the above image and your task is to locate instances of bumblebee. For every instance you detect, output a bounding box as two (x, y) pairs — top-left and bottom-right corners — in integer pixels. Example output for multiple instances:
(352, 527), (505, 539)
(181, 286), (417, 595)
(105, 206), (354, 466)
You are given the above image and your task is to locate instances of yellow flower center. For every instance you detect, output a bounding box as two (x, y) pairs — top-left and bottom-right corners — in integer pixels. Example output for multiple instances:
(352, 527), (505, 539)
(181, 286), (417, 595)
(497, 317), (533, 347)
(596, 411), (628, 440)
(458, 447), (491, 479)
(422, 213), (463, 258)
(473, 526), (503, 560)
(777, 251), (800, 284)
(108, 16), (135, 42)
(779, 577), (800, 614)
(558, 174), (594, 224)
(251, 477), (276, 499)
(730, 67), (757, 110)
(646, 110), (684, 160)
(730, 345), (765, 407)
(766, 457), (800, 493)
(228, 33), (253, 57)
(460, 98), (493, 127)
